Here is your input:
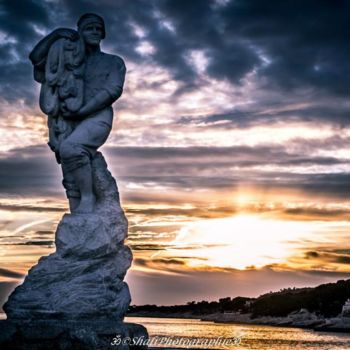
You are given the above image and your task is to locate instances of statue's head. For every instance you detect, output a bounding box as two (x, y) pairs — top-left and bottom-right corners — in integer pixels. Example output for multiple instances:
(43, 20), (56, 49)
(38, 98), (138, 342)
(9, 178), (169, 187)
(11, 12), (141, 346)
(77, 13), (105, 46)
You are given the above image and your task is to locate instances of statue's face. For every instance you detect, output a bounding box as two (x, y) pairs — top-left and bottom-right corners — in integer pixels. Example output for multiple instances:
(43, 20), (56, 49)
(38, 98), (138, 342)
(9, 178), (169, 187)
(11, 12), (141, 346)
(81, 23), (104, 46)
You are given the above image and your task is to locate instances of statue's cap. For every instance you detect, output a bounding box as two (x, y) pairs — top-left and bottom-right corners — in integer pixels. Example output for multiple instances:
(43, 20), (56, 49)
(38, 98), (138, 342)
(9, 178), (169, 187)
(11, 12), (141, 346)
(77, 13), (105, 39)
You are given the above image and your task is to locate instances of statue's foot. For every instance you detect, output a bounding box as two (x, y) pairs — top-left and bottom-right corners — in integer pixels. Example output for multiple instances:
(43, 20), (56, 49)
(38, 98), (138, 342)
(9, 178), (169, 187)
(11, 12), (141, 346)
(73, 195), (95, 214)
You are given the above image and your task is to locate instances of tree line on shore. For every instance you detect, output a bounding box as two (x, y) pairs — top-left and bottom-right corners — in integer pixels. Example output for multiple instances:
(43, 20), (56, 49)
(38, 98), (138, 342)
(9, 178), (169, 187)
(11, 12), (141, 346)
(128, 279), (350, 318)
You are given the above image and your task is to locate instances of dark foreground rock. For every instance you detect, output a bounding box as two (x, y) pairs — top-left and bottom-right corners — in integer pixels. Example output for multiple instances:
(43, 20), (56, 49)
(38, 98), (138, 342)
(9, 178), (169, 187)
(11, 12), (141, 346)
(0, 319), (148, 350)
(314, 317), (350, 332)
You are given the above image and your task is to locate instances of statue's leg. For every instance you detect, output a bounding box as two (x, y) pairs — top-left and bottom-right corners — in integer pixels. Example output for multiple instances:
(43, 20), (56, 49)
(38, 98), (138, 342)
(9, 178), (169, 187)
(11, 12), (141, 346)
(59, 116), (111, 214)
(60, 146), (95, 213)
(70, 162), (95, 213)
(62, 166), (80, 212)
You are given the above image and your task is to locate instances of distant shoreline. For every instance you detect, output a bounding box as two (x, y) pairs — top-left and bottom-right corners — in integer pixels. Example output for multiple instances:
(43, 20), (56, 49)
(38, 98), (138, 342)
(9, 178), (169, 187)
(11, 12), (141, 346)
(127, 311), (350, 333)
(127, 278), (350, 333)
(2, 310), (350, 333)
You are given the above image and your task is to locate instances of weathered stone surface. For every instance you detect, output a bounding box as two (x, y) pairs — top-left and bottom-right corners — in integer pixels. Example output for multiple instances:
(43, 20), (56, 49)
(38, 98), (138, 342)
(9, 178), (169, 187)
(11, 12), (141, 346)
(56, 214), (124, 258)
(92, 152), (129, 245)
(3, 151), (134, 322)
(4, 226), (131, 320)
(1, 151), (147, 348)
(0, 320), (148, 350)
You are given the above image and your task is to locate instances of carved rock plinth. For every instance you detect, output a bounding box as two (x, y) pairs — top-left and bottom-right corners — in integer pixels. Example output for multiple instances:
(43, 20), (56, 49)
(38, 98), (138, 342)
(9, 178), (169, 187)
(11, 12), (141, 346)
(1, 152), (148, 349)
(0, 320), (148, 350)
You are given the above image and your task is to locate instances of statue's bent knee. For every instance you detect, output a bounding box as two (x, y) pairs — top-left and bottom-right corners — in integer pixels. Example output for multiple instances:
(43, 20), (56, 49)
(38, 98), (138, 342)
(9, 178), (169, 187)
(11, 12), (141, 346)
(59, 140), (80, 160)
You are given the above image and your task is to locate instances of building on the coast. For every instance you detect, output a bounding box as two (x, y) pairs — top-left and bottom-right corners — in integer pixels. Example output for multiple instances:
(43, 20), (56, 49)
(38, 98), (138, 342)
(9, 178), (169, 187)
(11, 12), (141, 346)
(341, 299), (350, 317)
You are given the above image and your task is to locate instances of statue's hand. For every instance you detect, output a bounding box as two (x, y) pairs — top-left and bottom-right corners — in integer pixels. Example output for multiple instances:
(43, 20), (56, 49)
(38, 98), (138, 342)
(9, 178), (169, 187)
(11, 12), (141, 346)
(53, 28), (79, 41)
(61, 104), (83, 119)
(61, 102), (73, 119)
(62, 110), (73, 119)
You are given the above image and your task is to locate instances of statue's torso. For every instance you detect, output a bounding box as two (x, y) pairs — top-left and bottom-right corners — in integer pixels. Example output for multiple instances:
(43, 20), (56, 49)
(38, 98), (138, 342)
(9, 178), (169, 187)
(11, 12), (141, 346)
(83, 51), (125, 126)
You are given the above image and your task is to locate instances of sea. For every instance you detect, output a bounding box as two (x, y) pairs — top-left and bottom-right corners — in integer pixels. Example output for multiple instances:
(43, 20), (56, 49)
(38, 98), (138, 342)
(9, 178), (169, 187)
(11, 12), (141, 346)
(126, 317), (350, 350)
(2, 313), (350, 349)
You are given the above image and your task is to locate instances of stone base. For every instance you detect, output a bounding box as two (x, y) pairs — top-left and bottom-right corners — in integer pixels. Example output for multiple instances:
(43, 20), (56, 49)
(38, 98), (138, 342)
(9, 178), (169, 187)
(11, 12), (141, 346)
(0, 320), (148, 350)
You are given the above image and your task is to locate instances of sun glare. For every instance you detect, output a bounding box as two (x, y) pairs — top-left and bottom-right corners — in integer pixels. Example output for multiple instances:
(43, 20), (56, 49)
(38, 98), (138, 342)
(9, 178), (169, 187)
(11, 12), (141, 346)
(169, 215), (329, 270)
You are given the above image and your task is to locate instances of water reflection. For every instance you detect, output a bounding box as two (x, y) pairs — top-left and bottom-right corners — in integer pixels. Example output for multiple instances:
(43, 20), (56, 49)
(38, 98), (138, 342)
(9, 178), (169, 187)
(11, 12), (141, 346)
(126, 317), (350, 350)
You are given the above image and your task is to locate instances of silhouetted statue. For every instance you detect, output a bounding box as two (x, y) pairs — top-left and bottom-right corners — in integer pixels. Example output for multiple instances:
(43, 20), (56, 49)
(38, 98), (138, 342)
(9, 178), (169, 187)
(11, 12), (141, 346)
(1, 14), (148, 349)
(29, 13), (126, 213)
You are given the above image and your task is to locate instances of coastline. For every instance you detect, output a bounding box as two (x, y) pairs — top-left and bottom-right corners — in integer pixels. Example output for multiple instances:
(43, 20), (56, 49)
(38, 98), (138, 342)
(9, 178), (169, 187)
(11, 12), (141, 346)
(3, 310), (350, 334)
(127, 311), (350, 333)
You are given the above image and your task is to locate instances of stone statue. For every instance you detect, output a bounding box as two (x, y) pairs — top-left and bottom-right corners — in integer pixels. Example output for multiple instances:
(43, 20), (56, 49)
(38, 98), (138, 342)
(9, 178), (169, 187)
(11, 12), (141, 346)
(29, 13), (126, 214)
(0, 14), (148, 349)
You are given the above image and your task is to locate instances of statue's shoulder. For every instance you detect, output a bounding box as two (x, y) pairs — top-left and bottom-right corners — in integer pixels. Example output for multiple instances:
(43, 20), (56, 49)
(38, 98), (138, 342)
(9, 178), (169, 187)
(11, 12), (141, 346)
(101, 52), (126, 70)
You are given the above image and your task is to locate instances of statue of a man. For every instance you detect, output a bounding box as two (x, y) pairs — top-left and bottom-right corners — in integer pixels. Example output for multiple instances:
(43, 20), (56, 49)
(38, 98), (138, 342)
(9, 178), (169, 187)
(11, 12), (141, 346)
(29, 13), (126, 214)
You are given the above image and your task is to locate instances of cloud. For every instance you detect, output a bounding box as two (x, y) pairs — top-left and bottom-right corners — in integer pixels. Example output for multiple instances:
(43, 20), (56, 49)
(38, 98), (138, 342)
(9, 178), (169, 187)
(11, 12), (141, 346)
(1, 240), (54, 246)
(219, 0), (350, 96)
(305, 250), (350, 265)
(1, 0), (350, 105)
(0, 145), (62, 196)
(2, 144), (350, 202)
(0, 268), (24, 279)
(0, 0), (51, 104)
(178, 103), (350, 128)
(130, 243), (169, 251)
(0, 203), (65, 213)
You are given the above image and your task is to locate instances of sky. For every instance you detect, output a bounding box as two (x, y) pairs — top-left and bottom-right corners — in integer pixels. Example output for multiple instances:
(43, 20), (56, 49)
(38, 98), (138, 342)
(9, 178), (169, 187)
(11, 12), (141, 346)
(1, 0), (350, 309)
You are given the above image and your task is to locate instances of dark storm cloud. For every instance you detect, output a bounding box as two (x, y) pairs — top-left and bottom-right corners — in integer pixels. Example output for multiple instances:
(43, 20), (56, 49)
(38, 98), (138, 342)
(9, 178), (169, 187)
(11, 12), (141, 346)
(130, 243), (169, 251)
(0, 268), (24, 279)
(58, 0), (199, 88)
(0, 0), (51, 103)
(217, 0), (350, 96)
(35, 230), (54, 235)
(106, 145), (344, 168)
(177, 102), (350, 128)
(1, 144), (350, 199)
(1, 0), (349, 107)
(0, 240), (54, 246)
(105, 145), (350, 199)
(0, 145), (62, 196)
(0, 203), (64, 212)
(154, 0), (350, 98)
(305, 251), (320, 259)
(0, 0), (49, 53)
(305, 250), (350, 265)
(133, 257), (187, 268)
(0, 0), (197, 103)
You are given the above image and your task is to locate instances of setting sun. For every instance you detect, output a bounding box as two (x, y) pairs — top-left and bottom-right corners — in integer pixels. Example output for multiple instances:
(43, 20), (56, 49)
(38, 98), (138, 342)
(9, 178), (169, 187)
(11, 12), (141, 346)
(161, 215), (350, 271)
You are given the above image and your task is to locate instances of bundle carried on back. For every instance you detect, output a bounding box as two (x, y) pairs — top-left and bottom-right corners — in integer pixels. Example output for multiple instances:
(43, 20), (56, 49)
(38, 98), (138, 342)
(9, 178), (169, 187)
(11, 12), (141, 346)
(40, 34), (85, 153)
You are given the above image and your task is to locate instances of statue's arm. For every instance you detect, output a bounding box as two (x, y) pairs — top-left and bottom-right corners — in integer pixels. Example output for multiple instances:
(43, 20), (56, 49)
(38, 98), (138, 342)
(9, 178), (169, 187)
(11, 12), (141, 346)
(66, 58), (126, 119)
(29, 28), (79, 82)
(74, 90), (119, 118)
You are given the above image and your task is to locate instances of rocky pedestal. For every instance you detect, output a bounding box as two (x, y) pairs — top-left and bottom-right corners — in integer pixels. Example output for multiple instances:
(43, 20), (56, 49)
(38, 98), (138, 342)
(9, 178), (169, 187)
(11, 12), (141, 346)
(0, 152), (148, 349)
